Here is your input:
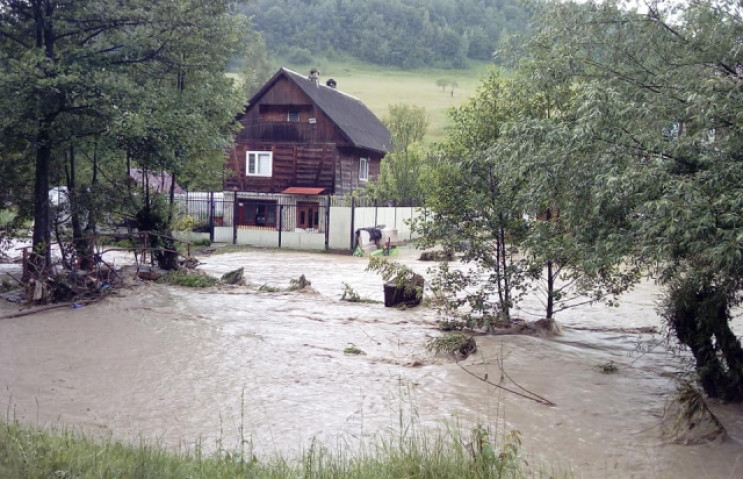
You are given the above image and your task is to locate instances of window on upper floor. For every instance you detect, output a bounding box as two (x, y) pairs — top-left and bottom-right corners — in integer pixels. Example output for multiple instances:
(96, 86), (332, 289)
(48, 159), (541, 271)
(287, 110), (300, 122)
(359, 157), (369, 181)
(247, 151), (272, 177)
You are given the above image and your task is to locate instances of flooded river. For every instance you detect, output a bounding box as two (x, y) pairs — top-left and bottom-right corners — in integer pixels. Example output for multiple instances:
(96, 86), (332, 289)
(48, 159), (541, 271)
(1, 247), (741, 477)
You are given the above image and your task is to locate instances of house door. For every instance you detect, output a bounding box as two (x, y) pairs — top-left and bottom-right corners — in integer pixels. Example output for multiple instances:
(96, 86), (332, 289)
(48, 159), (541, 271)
(297, 202), (319, 229)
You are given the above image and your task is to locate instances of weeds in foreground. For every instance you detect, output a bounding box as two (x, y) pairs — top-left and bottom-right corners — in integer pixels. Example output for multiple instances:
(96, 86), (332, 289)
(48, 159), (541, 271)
(0, 418), (550, 479)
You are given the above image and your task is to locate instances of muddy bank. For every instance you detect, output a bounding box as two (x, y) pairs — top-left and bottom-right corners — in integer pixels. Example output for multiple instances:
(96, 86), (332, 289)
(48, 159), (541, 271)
(0, 248), (741, 477)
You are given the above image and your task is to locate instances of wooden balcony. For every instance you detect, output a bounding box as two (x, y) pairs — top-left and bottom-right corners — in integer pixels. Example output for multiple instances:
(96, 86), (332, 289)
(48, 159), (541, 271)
(236, 121), (317, 143)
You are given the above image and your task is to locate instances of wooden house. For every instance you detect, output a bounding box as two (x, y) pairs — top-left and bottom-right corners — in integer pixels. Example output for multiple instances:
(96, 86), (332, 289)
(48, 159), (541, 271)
(224, 67), (392, 230)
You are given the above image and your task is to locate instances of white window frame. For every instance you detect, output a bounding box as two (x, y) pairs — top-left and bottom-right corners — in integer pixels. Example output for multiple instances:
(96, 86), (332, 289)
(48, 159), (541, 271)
(246, 151), (273, 177)
(287, 110), (300, 122)
(359, 157), (369, 181)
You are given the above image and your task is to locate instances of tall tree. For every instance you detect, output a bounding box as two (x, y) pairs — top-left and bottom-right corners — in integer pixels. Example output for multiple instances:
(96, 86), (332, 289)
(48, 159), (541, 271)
(0, 0), (246, 275)
(513, 0), (743, 400)
(374, 104), (429, 204)
(416, 71), (531, 328)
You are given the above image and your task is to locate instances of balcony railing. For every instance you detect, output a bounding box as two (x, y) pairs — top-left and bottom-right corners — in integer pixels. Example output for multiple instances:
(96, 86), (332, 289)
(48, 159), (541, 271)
(237, 121), (317, 143)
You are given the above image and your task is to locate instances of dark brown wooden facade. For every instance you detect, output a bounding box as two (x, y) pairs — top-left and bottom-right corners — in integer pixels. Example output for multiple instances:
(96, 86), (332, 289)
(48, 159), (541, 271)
(225, 68), (390, 197)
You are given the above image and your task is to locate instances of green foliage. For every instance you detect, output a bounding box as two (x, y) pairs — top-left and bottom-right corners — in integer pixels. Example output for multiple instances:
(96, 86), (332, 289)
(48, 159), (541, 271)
(192, 238), (212, 247)
(287, 274), (311, 291)
(0, 0), (247, 268)
(258, 284), (282, 293)
(157, 270), (219, 288)
(343, 343), (366, 355)
(341, 282), (362, 302)
(238, 31), (274, 99)
(241, 0), (532, 68)
(340, 282), (380, 303)
(0, 276), (16, 293)
(478, 0), (743, 399)
(596, 361), (618, 374)
(436, 78), (450, 90)
(173, 215), (199, 232)
(367, 257), (423, 300)
(371, 104), (431, 204)
(425, 332), (470, 356)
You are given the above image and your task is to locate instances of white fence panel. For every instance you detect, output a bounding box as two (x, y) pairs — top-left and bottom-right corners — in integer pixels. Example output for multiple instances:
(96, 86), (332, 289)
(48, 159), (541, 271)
(329, 207), (353, 251)
(281, 232), (326, 250)
(237, 228), (279, 248)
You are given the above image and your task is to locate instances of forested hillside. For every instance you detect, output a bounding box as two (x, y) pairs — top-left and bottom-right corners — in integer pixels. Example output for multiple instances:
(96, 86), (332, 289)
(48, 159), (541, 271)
(240, 0), (531, 68)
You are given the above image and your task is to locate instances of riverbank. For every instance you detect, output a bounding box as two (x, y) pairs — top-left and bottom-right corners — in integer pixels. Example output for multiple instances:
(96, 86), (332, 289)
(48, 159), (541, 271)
(0, 417), (537, 479)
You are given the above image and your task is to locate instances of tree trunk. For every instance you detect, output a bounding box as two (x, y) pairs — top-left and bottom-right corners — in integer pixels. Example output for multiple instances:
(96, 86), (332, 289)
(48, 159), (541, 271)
(498, 222), (511, 320)
(29, 0), (57, 277)
(665, 279), (743, 402)
(545, 207), (554, 321)
(31, 124), (52, 276)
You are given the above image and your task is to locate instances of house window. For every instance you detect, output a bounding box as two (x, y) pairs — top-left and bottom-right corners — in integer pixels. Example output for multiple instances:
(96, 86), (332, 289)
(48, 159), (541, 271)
(287, 110), (300, 122)
(238, 200), (277, 227)
(247, 151), (272, 177)
(359, 157), (369, 181)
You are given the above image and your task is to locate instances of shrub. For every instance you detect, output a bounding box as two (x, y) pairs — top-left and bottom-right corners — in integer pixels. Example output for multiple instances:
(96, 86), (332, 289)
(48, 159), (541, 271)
(157, 270), (219, 288)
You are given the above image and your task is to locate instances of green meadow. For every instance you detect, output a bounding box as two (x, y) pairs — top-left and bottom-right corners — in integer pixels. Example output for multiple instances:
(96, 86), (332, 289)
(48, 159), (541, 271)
(237, 60), (495, 144)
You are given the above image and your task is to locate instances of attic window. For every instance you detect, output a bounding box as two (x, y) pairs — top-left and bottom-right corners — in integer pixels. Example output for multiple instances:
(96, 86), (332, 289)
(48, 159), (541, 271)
(287, 110), (300, 122)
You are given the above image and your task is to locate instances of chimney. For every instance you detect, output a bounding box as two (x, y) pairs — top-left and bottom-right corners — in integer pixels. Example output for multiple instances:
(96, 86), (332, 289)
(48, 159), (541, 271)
(309, 68), (319, 86)
(326, 78), (337, 89)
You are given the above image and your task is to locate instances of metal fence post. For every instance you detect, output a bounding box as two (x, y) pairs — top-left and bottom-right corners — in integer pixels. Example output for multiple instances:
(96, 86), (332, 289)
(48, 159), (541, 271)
(324, 194), (330, 251)
(350, 196), (356, 252)
(278, 205), (284, 248)
(208, 191), (215, 243)
(232, 192), (238, 245)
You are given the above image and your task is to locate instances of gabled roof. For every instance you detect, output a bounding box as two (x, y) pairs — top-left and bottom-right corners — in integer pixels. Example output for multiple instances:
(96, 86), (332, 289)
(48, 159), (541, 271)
(245, 67), (392, 154)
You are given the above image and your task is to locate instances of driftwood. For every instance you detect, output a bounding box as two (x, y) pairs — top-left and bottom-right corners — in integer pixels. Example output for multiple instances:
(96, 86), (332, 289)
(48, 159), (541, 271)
(457, 356), (556, 407)
(0, 296), (106, 320)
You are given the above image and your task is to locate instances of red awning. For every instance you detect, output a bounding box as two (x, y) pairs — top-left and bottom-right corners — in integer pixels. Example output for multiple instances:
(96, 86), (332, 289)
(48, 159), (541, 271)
(281, 187), (325, 195)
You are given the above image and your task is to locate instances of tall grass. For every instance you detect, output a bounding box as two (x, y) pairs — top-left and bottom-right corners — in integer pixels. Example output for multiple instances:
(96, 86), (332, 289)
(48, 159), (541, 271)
(0, 418), (558, 479)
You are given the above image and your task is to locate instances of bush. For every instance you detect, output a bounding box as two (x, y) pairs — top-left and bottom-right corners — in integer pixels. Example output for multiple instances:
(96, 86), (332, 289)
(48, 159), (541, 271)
(426, 333), (477, 360)
(287, 46), (313, 65)
(157, 270), (219, 288)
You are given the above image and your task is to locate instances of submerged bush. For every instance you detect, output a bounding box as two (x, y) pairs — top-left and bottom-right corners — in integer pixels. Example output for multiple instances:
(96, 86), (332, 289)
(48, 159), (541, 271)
(426, 333), (477, 360)
(157, 270), (218, 288)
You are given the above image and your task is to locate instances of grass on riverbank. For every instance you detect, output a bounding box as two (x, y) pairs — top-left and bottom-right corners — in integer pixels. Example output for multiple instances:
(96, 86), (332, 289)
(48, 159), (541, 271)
(0, 419), (556, 479)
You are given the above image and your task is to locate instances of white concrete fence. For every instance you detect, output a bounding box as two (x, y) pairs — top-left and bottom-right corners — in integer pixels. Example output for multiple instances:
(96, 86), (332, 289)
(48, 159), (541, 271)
(174, 192), (424, 252)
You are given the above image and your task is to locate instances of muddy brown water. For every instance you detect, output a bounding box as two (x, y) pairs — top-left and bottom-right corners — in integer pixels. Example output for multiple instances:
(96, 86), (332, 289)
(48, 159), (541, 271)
(1, 247), (742, 477)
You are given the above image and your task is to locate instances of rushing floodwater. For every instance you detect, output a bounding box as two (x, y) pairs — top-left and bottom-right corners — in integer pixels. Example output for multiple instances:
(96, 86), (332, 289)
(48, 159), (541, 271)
(1, 247), (741, 477)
